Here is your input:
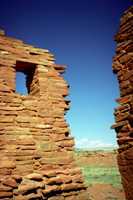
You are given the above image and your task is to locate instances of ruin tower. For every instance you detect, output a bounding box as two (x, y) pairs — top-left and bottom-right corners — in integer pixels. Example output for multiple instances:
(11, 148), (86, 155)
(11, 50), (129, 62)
(0, 30), (89, 199)
(111, 5), (133, 200)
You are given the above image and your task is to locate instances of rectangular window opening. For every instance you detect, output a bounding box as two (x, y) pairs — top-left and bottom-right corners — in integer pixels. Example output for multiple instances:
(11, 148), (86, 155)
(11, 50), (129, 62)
(15, 61), (36, 95)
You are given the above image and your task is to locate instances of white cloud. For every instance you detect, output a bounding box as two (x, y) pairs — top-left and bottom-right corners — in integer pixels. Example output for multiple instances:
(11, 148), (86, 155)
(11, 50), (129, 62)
(82, 138), (88, 143)
(75, 138), (114, 148)
(75, 138), (88, 146)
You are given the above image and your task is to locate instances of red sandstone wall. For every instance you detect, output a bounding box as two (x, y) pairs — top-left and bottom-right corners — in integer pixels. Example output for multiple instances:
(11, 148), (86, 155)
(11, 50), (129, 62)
(0, 30), (89, 200)
(111, 6), (133, 200)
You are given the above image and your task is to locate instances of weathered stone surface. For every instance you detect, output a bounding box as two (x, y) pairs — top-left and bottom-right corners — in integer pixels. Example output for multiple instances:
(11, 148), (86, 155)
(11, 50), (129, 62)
(51, 134), (65, 142)
(61, 183), (77, 191)
(0, 135), (16, 141)
(0, 123), (4, 130)
(72, 175), (84, 183)
(77, 191), (89, 200)
(0, 160), (16, 169)
(40, 158), (58, 164)
(56, 140), (75, 147)
(114, 113), (130, 123)
(14, 183), (39, 194)
(110, 120), (128, 129)
(36, 141), (55, 151)
(0, 30), (87, 200)
(0, 84), (10, 92)
(0, 117), (14, 123)
(3, 178), (18, 187)
(65, 195), (77, 200)
(18, 135), (32, 140)
(0, 168), (12, 175)
(16, 116), (39, 123)
(46, 176), (63, 185)
(69, 168), (82, 175)
(42, 185), (61, 194)
(42, 170), (57, 177)
(24, 173), (43, 180)
(111, 6), (133, 200)
(48, 196), (64, 200)
(0, 191), (13, 197)
(34, 151), (52, 158)
(60, 175), (72, 183)
(0, 185), (12, 191)
(11, 174), (22, 181)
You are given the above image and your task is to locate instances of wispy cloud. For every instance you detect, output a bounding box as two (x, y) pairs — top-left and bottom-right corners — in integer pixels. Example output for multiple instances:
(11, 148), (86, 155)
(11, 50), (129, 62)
(75, 138), (114, 148)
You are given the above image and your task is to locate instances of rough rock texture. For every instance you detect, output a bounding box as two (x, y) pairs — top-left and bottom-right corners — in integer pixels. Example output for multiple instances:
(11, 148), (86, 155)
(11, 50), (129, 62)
(0, 30), (89, 199)
(110, 5), (133, 200)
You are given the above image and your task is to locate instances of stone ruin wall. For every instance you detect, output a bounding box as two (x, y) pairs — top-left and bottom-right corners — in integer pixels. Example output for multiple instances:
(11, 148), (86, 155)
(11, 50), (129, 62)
(0, 30), (89, 200)
(110, 5), (133, 200)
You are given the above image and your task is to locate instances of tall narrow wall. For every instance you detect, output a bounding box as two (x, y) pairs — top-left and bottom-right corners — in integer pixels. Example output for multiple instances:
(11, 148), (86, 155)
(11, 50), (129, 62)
(0, 30), (89, 200)
(110, 5), (133, 200)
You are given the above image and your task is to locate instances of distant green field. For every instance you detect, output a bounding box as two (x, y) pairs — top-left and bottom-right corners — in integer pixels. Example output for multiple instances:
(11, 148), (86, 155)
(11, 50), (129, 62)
(74, 147), (118, 153)
(79, 166), (122, 190)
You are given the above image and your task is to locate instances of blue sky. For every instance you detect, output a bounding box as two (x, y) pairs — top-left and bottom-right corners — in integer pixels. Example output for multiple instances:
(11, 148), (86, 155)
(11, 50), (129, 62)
(0, 0), (132, 148)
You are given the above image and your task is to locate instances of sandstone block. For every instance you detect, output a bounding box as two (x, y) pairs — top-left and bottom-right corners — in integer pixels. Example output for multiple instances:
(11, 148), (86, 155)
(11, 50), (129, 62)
(0, 192), (13, 198)
(60, 175), (72, 183)
(51, 134), (66, 142)
(14, 183), (39, 195)
(54, 121), (69, 127)
(114, 112), (130, 123)
(69, 168), (82, 175)
(0, 160), (16, 169)
(13, 192), (42, 200)
(16, 150), (34, 156)
(3, 178), (18, 187)
(119, 80), (130, 91)
(0, 117), (14, 123)
(46, 176), (63, 185)
(40, 158), (58, 165)
(16, 116), (39, 123)
(11, 175), (22, 181)
(110, 120), (128, 129)
(115, 95), (132, 105)
(2, 96), (12, 103)
(61, 183), (77, 191)
(36, 141), (55, 151)
(0, 185), (12, 191)
(77, 191), (89, 200)
(123, 69), (133, 80)
(17, 160), (35, 165)
(65, 195), (77, 200)
(15, 156), (33, 161)
(58, 158), (74, 165)
(0, 123), (4, 130)
(56, 140), (75, 147)
(42, 185), (61, 194)
(0, 135), (16, 141)
(0, 168), (12, 175)
(0, 84), (10, 92)
(48, 196), (64, 200)
(51, 151), (67, 158)
(34, 151), (52, 158)
(34, 135), (49, 140)
(72, 175), (84, 183)
(17, 140), (36, 145)
(24, 173), (43, 180)
(18, 135), (33, 140)
(42, 170), (57, 177)
(23, 100), (40, 106)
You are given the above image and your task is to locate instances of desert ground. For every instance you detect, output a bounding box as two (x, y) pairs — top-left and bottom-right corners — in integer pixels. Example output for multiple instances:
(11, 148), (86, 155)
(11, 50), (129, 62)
(74, 147), (125, 200)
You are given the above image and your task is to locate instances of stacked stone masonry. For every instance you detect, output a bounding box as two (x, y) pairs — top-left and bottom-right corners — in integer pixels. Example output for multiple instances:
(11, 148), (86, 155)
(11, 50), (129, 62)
(0, 30), (89, 200)
(110, 5), (133, 200)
